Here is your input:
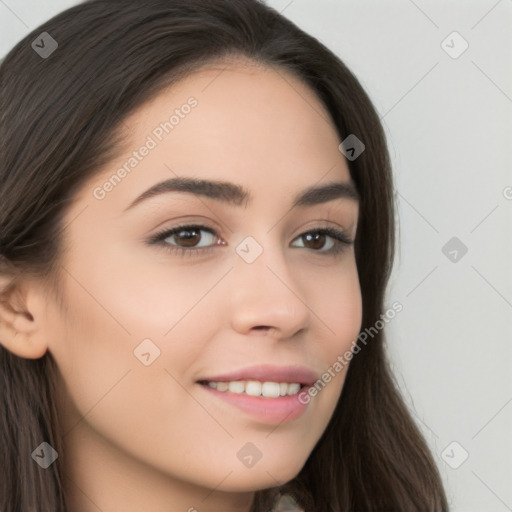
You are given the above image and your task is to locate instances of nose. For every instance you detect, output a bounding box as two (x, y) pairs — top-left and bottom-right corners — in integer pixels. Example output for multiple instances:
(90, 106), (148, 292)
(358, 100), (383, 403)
(228, 239), (311, 339)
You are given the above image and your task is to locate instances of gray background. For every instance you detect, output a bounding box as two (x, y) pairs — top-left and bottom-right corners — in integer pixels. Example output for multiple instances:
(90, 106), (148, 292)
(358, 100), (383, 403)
(1, 1), (511, 510)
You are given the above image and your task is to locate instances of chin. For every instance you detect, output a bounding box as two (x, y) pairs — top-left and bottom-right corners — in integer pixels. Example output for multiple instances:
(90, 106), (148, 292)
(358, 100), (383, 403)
(215, 456), (306, 492)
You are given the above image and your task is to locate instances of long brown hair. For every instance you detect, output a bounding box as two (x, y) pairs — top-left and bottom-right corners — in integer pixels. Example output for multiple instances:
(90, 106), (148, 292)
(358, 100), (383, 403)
(0, 1), (449, 510)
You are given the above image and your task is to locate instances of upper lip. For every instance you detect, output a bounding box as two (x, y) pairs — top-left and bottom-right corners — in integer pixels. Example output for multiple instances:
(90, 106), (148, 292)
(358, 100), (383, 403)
(198, 364), (318, 386)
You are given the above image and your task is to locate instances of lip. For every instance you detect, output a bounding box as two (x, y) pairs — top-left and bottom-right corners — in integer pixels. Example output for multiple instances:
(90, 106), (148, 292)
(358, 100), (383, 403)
(198, 383), (311, 424)
(196, 364), (317, 425)
(197, 364), (318, 386)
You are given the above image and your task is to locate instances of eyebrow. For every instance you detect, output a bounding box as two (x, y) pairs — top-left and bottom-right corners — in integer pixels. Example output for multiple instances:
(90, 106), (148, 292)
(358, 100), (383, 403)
(124, 176), (360, 212)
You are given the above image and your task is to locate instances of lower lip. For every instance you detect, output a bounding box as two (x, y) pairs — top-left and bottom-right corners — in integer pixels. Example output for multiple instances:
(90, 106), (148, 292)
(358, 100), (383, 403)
(199, 384), (310, 424)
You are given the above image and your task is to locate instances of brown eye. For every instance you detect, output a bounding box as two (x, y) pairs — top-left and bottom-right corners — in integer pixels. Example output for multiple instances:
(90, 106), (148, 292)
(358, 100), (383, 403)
(148, 224), (352, 258)
(302, 232), (329, 250)
(163, 226), (217, 248)
(290, 227), (353, 256)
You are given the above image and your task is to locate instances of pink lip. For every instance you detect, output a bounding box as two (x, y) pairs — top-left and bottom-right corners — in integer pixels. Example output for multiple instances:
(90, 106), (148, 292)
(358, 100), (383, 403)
(196, 364), (318, 424)
(197, 364), (318, 385)
(199, 384), (311, 424)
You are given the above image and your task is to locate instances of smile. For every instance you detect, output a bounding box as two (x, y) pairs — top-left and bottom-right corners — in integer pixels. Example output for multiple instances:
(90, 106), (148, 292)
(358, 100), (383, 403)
(202, 380), (302, 397)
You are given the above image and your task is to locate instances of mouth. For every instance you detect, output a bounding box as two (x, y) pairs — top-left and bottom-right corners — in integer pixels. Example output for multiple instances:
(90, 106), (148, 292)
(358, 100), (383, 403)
(195, 365), (317, 424)
(197, 379), (305, 398)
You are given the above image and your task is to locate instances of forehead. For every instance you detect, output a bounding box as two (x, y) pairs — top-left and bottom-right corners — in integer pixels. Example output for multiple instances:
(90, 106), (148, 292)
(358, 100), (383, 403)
(78, 58), (353, 217)
(128, 56), (336, 135)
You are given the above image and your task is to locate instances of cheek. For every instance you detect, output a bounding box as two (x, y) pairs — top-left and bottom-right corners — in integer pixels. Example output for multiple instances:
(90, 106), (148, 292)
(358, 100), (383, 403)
(51, 254), (211, 403)
(307, 256), (363, 353)
(55, 242), (201, 337)
(90, 239), (231, 340)
(49, 274), (220, 482)
(51, 231), (229, 416)
(305, 258), (362, 402)
(286, 257), (362, 419)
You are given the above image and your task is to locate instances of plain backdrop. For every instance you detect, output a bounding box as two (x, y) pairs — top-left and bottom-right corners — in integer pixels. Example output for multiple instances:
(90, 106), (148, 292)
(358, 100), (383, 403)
(1, 1), (511, 511)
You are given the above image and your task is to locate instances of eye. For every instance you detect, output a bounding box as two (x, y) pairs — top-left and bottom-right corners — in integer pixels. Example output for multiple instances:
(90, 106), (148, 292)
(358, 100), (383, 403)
(147, 223), (353, 257)
(148, 224), (221, 257)
(291, 227), (353, 255)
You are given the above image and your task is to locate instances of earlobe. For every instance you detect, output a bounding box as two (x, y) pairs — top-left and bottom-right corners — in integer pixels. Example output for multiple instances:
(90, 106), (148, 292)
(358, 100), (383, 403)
(0, 281), (48, 360)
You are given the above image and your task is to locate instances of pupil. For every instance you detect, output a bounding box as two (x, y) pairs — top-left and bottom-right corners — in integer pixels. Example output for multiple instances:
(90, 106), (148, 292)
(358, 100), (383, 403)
(305, 232), (324, 249)
(178, 229), (200, 247)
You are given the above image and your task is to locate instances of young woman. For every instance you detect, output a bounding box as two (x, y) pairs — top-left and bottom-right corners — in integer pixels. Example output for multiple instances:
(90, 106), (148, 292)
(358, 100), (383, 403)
(0, 1), (449, 510)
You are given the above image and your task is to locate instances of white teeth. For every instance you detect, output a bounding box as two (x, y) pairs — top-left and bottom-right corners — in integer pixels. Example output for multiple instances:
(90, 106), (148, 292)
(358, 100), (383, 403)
(204, 380), (302, 397)
(216, 381), (229, 392)
(261, 382), (280, 398)
(287, 383), (301, 395)
(228, 381), (245, 394)
(245, 381), (262, 396)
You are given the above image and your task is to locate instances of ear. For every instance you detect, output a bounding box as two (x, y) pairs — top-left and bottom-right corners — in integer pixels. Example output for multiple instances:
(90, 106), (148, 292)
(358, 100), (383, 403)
(0, 275), (49, 359)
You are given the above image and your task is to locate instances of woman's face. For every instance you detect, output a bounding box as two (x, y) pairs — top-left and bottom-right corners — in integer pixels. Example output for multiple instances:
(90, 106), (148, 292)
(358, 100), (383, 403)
(43, 59), (362, 509)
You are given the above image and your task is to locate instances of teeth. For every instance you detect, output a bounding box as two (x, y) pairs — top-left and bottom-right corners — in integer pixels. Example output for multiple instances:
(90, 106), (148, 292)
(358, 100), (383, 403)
(287, 383), (301, 395)
(245, 381), (262, 396)
(205, 380), (302, 397)
(261, 382), (280, 398)
(228, 381), (245, 394)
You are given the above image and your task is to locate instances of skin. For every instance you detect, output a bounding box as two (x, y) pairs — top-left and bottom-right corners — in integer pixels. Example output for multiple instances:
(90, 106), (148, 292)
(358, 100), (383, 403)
(0, 57), (362, 512)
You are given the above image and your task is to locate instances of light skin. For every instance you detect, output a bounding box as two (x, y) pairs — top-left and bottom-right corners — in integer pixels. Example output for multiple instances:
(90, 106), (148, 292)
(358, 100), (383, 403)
(0, 57), (362, 512)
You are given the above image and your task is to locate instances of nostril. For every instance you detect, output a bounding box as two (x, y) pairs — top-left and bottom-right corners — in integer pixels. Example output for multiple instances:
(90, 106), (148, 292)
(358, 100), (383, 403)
(252, 326), (273, 335)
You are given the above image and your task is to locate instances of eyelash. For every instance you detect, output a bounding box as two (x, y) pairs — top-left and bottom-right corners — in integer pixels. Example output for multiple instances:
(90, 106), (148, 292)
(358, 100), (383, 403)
(147, 223), (354, 258)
